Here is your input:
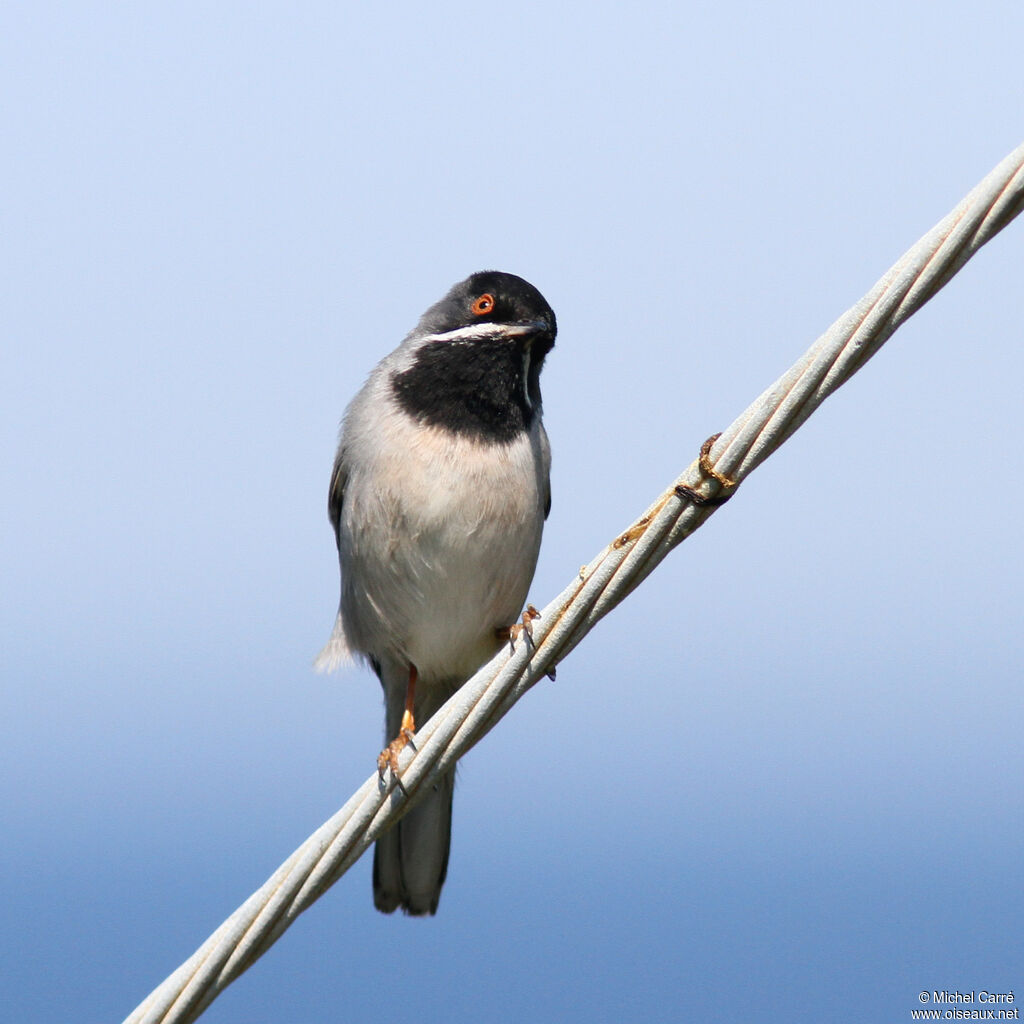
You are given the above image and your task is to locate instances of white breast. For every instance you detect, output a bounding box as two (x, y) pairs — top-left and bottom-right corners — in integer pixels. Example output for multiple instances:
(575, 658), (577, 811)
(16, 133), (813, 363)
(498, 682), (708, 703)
(338, 399), (550, 683)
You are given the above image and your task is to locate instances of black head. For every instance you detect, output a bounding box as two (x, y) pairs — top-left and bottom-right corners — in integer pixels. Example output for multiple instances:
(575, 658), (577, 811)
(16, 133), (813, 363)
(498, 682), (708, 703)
(416, 270), (557, 342)
(390, 271), (556, 443)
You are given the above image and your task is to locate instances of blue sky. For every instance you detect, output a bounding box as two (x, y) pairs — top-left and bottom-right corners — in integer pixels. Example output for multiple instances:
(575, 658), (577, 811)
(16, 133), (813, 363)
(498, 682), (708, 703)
(2, 3), (1022, 1022)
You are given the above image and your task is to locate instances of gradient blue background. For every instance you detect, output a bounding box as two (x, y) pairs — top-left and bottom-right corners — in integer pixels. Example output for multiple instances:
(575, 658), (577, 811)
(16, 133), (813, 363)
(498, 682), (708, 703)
(2, 3), (1022, 1022)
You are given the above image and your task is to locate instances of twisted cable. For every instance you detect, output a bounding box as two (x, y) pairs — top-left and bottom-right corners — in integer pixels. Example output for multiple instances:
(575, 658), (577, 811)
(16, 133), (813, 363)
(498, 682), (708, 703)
(124, 142), (1024, 1024)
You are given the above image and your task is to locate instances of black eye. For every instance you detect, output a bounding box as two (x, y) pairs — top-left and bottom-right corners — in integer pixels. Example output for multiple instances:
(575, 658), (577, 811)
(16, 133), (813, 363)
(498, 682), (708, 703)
(471, 293), (495, 316)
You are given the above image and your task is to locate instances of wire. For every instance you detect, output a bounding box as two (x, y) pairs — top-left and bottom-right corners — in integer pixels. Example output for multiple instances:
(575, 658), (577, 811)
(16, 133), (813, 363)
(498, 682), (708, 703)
(124, 141), (1024, 1024)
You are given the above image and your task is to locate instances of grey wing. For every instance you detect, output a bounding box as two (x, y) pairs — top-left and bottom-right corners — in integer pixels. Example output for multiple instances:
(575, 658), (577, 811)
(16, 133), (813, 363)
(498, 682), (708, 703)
(328, 445), (348, 549)
(540, 421), (552, 519)
(316, 445), (352, 672)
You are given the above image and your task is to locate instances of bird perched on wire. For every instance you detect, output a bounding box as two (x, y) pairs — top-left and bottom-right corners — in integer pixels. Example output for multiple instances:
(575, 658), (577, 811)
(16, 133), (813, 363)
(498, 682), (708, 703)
(317, 271), (556, 915)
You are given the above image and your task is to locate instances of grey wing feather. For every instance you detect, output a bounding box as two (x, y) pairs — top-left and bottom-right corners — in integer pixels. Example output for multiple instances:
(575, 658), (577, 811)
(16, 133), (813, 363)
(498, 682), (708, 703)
(538, 419), (552, 520)
(315, 445), (353, 672)
(328, 446), (348, 547)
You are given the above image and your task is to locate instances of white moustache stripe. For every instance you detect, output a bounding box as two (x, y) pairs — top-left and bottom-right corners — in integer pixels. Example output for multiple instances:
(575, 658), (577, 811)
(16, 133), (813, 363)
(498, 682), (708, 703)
(418, 322), (543, 345)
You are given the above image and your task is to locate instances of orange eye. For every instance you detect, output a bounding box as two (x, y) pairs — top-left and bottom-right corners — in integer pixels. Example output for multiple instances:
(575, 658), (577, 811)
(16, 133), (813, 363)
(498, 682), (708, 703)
(471, 293), (495, 316)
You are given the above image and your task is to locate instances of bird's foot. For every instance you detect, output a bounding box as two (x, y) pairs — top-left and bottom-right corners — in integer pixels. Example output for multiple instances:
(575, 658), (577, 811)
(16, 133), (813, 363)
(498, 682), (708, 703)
(377, 708), (416, 792)
(674, 433), (736, 507)
(496, 604), (541, 651)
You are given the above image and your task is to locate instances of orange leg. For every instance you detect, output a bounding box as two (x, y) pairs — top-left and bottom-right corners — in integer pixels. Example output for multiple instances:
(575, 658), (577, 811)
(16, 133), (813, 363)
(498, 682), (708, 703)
(377, 663), (418, 782)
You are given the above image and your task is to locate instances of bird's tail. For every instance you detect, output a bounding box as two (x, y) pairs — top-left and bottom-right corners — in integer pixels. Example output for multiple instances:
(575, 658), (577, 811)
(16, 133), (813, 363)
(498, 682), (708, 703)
(314, 611), (352, 673)
(373, 672), (456, 916)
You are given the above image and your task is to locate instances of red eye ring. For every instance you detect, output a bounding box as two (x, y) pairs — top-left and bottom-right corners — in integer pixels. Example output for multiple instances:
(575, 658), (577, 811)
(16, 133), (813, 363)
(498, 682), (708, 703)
(471, 293), (495, 316)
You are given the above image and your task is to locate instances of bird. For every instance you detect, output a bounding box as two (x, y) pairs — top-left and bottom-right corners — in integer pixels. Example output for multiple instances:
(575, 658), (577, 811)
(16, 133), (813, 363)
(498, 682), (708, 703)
(317, 270), (556, 915)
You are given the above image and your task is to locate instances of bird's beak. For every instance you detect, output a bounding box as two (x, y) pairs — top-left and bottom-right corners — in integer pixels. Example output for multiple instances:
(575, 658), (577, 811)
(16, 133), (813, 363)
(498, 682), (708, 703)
(505, 319), (554, 344)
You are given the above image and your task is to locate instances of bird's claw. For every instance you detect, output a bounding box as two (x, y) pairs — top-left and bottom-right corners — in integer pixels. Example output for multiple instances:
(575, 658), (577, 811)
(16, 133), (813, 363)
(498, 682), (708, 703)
(675, 432), (736, 507)
(498, 605), (541, 651)
(377, 728), (416, 793)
